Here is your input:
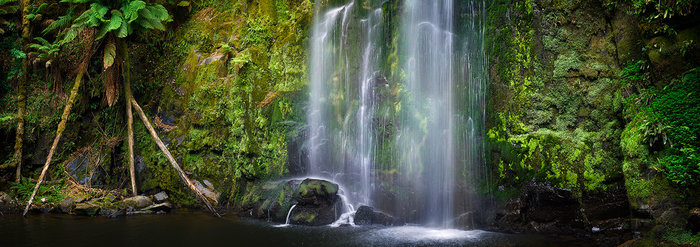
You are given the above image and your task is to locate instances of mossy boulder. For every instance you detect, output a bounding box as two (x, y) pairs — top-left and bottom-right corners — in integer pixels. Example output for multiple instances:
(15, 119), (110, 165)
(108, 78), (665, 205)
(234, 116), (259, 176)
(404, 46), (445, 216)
(74, 203), (100, 216)
(294, 178), (338, 206)
(236, 178), (342, 226)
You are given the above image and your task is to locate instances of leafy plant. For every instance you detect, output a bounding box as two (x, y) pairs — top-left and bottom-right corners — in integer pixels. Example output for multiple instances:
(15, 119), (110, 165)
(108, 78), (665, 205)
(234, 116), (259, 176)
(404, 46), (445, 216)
(0, 0), (19, 34)
(29, 37), (60, 68)
(11, 177), (65, 205)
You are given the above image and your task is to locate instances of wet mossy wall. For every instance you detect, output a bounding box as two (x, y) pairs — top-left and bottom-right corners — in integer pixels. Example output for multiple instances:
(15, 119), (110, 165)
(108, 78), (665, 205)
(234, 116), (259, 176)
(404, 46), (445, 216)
(487, 0), (699, 242)
(129, 0), (314, 205)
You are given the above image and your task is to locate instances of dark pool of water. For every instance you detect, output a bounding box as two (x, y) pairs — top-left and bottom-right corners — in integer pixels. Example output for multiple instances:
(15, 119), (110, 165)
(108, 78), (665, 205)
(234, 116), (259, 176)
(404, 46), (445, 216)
(0, 210), (594, 247)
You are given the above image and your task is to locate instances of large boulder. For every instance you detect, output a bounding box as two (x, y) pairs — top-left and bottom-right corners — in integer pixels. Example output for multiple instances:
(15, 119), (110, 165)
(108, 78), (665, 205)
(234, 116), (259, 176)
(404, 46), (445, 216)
(237, 178), (344, 226)
(290, 179), (341, 226)
(354, 205), (404, 226)
(494, 182), (588, 234)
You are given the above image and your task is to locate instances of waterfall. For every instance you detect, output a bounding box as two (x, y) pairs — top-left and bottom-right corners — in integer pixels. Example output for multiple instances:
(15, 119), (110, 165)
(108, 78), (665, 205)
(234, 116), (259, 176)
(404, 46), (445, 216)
(308, 1), (382, 208)
(307, 0), (486, 228)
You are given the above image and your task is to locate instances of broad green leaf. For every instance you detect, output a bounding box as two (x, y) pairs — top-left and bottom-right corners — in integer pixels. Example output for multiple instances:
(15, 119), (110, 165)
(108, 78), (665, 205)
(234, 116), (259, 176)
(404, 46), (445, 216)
(105, 10), (123, 32)
(147, 5), (169, 21)
(117, 21), (129, 38)
(103, 41), (116, 69)
(71, 9), (92, 28)
(60, 28), (78, 44)
(123, 0), (146, 23)
(177, 1), (189, 7)
(33, 37), (50, 46)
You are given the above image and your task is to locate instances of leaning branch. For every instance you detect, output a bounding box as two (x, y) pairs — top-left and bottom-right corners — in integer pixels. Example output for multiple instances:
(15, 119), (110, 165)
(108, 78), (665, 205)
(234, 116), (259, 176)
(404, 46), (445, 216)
(23, 64), (86, 216)
(130, 98), (221, 217)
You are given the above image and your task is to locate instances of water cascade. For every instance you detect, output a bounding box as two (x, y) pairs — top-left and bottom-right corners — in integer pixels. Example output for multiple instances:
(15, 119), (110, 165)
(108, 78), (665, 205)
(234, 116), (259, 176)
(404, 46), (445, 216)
(285, 204), (297, 225)
(308, 0), (383, 207)
(307, 0), (486, 228)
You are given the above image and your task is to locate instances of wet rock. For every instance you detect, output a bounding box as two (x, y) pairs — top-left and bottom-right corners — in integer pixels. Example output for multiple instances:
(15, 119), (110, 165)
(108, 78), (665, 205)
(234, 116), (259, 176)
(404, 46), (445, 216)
(74, 203), (100, 216)
(494, 182), (588, 234)
(238, 180), (297, 223)
(107, 209), (126, 218)
(56, 198), (74, 214)
(121, 196), (153, 208)
(294, 178), (338, 206)
(657, 207), (686, 228)
(582, 186), (630, 222)
(290, 179), (341, 226)
(0, 192), (13, 206)
(153, 192), (169, 202)
(142, 202), (172, 213)
(354, 205), (404, 226)
(193, 180), (219, 205)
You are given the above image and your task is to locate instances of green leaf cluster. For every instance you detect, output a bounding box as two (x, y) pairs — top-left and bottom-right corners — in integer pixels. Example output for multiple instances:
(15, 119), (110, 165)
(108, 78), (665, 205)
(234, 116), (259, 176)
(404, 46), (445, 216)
(66, 0), (170, 40)
(0, 0), (19, 34)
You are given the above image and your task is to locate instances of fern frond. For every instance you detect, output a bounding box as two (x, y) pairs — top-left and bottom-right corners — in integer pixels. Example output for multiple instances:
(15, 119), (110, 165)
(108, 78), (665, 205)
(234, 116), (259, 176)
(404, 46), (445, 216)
(42, 7), (75, 35)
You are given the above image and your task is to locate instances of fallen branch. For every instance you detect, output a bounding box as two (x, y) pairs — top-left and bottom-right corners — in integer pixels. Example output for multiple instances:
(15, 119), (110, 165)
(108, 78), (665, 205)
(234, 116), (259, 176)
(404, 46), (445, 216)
(131, 98), (221, 217)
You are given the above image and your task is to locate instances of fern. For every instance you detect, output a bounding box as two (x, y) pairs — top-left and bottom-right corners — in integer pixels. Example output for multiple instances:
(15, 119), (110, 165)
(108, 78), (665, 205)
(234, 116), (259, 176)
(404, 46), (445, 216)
(68, 0), (170, 40)
(42, 7), (75, 35)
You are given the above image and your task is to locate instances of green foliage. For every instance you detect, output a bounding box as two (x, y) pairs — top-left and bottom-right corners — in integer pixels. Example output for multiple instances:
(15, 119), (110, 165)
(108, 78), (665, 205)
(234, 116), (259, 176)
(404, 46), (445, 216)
(25, 3), (47, 21)
(0, 0), (18, 35)
(10, 177), (66, 205)
(647, 69), (700, 187)
(66, 0), (171, 40)
(630, 0), (696, 21)
(660, 227), (700, 245)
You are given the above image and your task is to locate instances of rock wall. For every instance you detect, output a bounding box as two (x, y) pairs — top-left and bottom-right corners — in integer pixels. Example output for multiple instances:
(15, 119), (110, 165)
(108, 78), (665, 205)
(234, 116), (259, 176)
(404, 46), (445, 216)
(487, 0), (700, 243)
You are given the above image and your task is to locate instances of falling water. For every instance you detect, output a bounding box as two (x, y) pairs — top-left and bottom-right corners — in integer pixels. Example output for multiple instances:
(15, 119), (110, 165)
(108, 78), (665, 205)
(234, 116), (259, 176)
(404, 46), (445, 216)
(396, 0), (487, 228)
(307, 0), (487, 228)
(285, 204), (297, 225)
(308, 1), (383, 208)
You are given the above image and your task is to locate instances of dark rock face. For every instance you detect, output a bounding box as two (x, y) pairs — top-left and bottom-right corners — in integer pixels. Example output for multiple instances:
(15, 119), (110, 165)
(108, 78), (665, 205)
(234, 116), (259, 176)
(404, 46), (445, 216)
(582, 186), (630, 222)
(494, 183), (588, 234)
(354, 205), (404, 226)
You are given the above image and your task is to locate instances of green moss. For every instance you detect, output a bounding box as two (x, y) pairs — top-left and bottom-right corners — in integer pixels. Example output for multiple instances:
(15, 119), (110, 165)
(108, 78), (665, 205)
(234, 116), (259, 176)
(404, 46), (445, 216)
(553, 52), (582, 78)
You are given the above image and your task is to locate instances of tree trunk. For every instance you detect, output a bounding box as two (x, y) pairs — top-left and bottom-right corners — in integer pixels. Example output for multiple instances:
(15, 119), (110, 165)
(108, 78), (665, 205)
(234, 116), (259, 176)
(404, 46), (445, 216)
(23, 64), (86, 216)
(13, 0), (31, 183)
(122, 41), (136, 196)
(130, 98), (221, 217)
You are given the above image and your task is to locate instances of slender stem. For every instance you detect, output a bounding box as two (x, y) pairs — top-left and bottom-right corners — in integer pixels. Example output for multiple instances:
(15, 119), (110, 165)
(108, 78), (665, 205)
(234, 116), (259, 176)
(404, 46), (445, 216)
(122, 41), (137, 196)
(23, 64), (85, 216)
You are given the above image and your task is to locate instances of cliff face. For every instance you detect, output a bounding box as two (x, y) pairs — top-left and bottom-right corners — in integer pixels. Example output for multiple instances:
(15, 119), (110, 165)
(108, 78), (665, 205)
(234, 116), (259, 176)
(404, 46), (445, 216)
(128, 0), (314, 205)
(487, 0), (699, 243)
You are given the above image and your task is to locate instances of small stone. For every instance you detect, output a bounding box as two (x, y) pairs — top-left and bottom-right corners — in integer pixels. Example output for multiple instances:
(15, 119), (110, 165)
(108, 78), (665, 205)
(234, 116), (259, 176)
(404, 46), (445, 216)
(122, 196), (153, 208)
(0, 192), (13, 205)
(153, 192), (169, 202)
(142, 202), (172, 213)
